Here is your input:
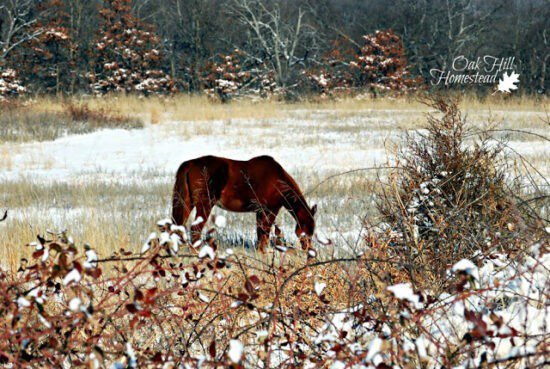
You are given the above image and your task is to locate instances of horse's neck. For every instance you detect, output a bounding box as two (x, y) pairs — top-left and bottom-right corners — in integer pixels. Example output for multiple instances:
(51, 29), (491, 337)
(281, 180), (308, 223)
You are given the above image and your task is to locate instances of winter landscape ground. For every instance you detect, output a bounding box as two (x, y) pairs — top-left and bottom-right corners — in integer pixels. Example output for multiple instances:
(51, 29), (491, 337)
(0, 97), (547, 266)
(0, 96), (548, 368)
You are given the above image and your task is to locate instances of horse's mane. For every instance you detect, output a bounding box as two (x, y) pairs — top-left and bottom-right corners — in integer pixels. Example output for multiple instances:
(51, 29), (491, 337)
(278, 170), (309, 216)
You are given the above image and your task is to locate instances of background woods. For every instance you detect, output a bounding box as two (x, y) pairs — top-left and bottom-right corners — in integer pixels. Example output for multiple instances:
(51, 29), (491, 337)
(0, 0), (548, 98)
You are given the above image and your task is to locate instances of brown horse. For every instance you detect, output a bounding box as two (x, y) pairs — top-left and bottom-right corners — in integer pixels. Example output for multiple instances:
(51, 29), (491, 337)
(172, 155), (317, 252)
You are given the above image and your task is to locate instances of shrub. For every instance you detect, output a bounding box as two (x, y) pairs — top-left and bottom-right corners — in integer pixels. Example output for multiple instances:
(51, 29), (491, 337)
(305, 30), (422, 97)
(201, 50), (277, 102)
(90, 0), (175, 96)
(0, 68), (26, 101)
(350, 30), (422, 93)
(375, 97), (531, 285)
(0, 217), (547, 368)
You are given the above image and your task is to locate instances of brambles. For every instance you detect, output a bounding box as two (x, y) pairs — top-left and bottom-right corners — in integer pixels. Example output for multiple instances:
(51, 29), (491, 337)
(0, 214), (547, 368)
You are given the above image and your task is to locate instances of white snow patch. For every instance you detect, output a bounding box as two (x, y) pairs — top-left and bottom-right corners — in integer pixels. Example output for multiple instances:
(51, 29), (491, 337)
(228, 340), (244, 363)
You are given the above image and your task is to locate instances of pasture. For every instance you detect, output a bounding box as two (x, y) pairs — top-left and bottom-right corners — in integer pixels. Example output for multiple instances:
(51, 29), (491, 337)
(0, 96), (547, 267)
(0, 96), (548, 368)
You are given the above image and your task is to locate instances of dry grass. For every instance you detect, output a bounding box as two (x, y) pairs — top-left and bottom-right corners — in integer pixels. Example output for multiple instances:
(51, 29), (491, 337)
(0, 170), (377, 270)
(85, 94), (286, 123)
(0, 94), (547, 270)
(0, 99), (142, 143)
(19, 92), (547, 124)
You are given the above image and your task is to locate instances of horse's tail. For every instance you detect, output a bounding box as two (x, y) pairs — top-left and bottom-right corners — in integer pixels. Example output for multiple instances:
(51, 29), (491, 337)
(172, 162), (192, 225)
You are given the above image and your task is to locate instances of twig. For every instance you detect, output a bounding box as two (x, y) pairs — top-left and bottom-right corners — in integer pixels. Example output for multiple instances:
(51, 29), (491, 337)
(304, 166), (395, 196)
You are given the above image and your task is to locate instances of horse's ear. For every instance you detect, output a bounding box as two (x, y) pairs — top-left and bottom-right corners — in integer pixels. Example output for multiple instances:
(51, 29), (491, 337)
(311, 204), (317, 217)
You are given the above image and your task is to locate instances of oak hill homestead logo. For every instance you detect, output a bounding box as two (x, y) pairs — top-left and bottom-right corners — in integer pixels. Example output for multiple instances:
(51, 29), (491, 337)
(430, 56), (519, 93)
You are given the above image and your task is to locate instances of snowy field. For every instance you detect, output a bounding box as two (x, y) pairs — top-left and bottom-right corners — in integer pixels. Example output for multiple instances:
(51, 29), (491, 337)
(0, 107), (548, 264)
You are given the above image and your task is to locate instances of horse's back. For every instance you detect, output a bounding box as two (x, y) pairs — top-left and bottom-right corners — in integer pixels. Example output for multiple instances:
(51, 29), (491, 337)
(248, 155), (287, 178)
(178, 156), (230, 198)
(176, 155), (297, 210)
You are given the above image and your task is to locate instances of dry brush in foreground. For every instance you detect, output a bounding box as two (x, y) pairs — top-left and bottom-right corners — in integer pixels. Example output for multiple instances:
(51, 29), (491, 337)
(0, 218), (547, 368)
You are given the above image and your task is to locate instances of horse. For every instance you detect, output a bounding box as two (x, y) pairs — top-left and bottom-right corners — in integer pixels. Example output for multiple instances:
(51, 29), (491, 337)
(171, 155), (317, 252)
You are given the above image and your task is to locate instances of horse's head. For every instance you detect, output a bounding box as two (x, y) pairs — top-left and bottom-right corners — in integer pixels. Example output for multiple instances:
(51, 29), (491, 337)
(295, 204), (317, 250)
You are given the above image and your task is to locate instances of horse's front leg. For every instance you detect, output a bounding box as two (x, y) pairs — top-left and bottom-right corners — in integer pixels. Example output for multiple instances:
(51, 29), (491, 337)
(256, 208), (279, 253)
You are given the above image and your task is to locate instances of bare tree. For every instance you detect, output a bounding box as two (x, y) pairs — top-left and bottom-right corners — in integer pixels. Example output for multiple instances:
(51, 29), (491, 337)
(230, 0), (316, 88)
(154, 0), (224, 90)
(0, 0), (42, 63)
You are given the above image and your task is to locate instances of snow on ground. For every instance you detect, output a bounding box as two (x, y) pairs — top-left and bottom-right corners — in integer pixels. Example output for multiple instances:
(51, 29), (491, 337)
(0, 117), (389, 183)
(1, 112), (397, 256)
(0, 109), (547, 256)
(1, 109), (547, 183)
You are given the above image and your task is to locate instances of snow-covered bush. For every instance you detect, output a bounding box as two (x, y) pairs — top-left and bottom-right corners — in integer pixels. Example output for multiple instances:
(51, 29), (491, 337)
(304, 29), (422, 97)
(16, 0), (76, 94)
(350, 29), (422, 93)
(306, 30), (422, 97)
(0, 68), (26, 101)
(376, 97), (529, 282)
(201, 50), (277, 102)
(0, 218), (546, 368)
(308, 247), (548, 369)
(90, 0), (175, 96)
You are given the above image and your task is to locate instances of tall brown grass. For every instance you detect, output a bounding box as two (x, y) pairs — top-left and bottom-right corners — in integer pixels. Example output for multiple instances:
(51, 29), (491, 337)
(0, 99), (142, 143)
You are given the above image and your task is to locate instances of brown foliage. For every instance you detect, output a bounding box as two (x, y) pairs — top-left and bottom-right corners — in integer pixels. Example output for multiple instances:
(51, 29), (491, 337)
(1, 216), (546, 368)
(306, 30), (422, 97)
(19, 0), (76, 94)
(200, 50), (277, 102)
(0, 68), (26, 101)
(90, 0), (175, 95)
(375, 97), (529, 285)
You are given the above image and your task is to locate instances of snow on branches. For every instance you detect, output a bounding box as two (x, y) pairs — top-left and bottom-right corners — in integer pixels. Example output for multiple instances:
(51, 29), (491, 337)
(0, 221), (547, 368)
(20, 0), (75, 94)
(351, 29), (421, 92)
(0, 68), (26, 101)
(307, 29), (422, 96)
(201, 50), (277, 102)
(90, 0), (175, 96)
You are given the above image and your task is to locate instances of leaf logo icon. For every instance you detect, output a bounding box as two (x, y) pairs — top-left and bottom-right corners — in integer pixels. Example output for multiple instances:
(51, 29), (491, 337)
(497, 72), (519, 93)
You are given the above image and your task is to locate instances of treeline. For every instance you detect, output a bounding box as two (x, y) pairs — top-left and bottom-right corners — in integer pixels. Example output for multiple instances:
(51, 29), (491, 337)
(0, 0), (548, 99)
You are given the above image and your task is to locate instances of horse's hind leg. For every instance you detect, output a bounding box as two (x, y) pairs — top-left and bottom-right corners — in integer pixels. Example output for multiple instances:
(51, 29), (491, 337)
(172, 191), (192, 226)
(256, 208), (279, 253)
(172, 167), (192, 226)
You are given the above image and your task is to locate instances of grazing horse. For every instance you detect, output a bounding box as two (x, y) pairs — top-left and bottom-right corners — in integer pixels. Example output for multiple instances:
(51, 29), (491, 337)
(172, 155), (317, 252)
